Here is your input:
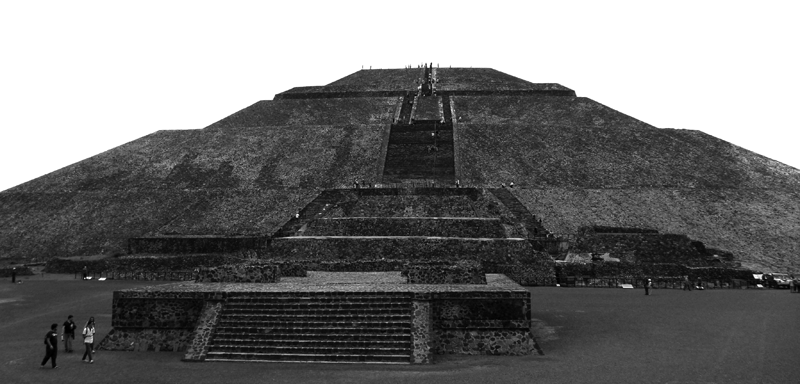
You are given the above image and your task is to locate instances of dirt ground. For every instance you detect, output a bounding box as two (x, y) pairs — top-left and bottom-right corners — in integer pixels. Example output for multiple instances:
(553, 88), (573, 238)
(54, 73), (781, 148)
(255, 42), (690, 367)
(1, 275), (798, 384)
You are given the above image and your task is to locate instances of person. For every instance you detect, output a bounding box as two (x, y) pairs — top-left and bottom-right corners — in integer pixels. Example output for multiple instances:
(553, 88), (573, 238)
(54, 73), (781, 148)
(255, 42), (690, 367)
(696, 278), (705, 290)
(82, 317), (95, 363)
(82, 266), (88, 280)
(62, 315), (76, 352)
(41, 323), (58, 369)
(645, 278), (652, 295)
(683, 275), (692, 291)
(510, 182), (515, 189)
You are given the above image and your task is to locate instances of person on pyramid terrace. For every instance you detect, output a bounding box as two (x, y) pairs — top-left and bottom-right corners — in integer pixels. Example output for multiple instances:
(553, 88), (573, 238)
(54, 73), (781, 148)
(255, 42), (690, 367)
(41, 323), (58, 369)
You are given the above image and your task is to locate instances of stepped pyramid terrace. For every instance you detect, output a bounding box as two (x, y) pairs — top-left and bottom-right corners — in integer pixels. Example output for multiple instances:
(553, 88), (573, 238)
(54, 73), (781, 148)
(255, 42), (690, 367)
(3, 65), (800, 363)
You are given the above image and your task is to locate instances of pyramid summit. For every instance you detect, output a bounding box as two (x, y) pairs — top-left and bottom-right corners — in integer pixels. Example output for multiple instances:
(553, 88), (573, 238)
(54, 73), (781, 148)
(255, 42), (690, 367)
(1, 66), (799, 272)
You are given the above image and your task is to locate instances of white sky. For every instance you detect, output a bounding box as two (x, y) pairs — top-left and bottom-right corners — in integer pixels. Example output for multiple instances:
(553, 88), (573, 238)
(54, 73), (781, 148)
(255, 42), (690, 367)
(1, 1), (798, 192)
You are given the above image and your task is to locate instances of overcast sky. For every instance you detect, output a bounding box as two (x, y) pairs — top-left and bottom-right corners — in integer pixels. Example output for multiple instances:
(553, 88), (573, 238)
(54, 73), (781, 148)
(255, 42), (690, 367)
(1, 1), (798, 192)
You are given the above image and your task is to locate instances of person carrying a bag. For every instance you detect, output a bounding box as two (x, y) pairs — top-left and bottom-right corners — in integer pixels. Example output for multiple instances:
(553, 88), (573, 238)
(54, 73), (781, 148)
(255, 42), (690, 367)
(81, 317), (95, 363)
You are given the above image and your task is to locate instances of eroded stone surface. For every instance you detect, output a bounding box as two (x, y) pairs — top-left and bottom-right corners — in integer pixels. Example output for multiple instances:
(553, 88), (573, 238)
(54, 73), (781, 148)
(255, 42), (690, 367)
(195, 262), (279, 283)
(433, 329), (535, 355)
(99, 328), (193, 352)
(183, 301), (223, 361)
(411, 300), (433, 364)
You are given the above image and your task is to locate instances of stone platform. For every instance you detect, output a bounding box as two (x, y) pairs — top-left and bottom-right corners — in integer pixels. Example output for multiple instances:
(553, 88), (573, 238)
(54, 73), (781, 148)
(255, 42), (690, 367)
(100, 272), (535, 364)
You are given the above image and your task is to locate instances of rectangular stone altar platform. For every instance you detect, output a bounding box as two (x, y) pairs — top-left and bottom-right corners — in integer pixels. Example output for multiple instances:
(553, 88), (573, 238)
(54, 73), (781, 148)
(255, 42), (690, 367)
(100, 272), (535, 364)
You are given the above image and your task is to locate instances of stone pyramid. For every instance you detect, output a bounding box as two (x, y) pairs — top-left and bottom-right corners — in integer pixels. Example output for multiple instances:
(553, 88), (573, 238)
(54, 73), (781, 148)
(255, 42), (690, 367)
(1, 67), (798, 272)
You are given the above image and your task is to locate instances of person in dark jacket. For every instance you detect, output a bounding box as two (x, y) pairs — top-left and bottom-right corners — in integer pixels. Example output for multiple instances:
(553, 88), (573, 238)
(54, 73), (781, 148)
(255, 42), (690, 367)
(62, 315), (76, 352)
(41, 323), (58, 369)
(645, 278), (652, 295)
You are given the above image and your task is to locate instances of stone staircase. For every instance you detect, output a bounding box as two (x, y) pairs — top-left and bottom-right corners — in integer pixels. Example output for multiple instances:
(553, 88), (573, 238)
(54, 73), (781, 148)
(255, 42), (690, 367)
(274, 190), (350, 237)
(205, 292), (414, 364)
(489, 188), (548, 235)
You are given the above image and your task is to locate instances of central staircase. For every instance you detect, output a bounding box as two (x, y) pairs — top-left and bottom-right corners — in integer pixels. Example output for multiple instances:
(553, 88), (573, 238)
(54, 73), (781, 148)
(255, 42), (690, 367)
(205, 292), (414, 364)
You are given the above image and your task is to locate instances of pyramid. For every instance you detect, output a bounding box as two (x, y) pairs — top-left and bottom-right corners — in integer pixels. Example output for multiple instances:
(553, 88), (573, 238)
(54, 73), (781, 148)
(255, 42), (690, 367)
(1, 67), (799, 272)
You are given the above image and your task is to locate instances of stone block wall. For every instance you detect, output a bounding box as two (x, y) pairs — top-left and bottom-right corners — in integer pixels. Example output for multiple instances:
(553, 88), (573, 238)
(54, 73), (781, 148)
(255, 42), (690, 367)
(195, 262), (279, 283)
(428, 291), (534, 356)
(571, 232), (705, 264)
(267, 237), (534, 264)
(303, 217), (506, 238)
(410, 300), (433, 364)
(112, 298), (204, 328)
(101, 290), (209, 352)
(100, 328), (194, 352)
(405, 262), (486, 284)
(183, 301), (223, 361)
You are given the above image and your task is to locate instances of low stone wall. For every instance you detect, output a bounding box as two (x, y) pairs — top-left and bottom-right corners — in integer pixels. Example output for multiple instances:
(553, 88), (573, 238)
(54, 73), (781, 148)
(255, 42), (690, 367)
(555, 262), (757, 282)
(571, 232), (706, 264)
(45, 254), (244, 275)
(267, 237), (535, 264)
(100, 328), (194, 352)
(112, 297), (204, 328)
(433, 329), (535, 355)
(426, 289), (534, 356)
(303, 217), (506, 238)
(196, 263), (279, 283)
(406, 261), (486, 284)
(101, 290), (209, 353)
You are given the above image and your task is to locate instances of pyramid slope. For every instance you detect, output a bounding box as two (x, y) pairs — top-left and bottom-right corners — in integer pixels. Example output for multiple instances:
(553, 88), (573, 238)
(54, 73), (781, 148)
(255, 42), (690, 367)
(206, 97), (397, 129)
(454, 96), (800, 189)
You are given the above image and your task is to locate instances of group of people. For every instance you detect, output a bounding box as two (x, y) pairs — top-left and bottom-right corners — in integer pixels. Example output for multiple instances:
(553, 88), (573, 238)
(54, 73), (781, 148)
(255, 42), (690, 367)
(41, 315), (96, 369)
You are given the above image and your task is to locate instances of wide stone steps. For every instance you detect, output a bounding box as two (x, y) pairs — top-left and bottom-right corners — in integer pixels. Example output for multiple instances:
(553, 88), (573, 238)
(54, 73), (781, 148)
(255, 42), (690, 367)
(214, 329), (411, 344)
(214, 326), (410, 335)
(216, 319), (411, 328)
(224, 302), (412, 310)
(206, 293), (414, 364)
(205, 352), (411, 364)
(218, 313), (410, 322)
(210, 340), (409, 350)
(221, 308), (410, 316)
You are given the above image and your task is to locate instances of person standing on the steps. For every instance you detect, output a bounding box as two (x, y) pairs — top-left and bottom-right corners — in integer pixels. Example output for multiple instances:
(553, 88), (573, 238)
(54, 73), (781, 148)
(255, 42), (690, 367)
(645, 278), (652, 295)
(62, 315), (76, 352)
(41, 323), (59, 369)
(82, 317), (95, 363)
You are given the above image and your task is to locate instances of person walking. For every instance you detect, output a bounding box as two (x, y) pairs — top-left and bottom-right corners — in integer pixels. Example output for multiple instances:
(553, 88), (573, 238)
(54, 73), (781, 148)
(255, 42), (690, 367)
(81, 317), (96, 363)
(82, 266), (88, 280)
(11, 267), (16, 283)
(41, 323), (59, 369)
(645, 278), (652, 295)
(62, 315), (76, 352)
(683, 275), (692, 291)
